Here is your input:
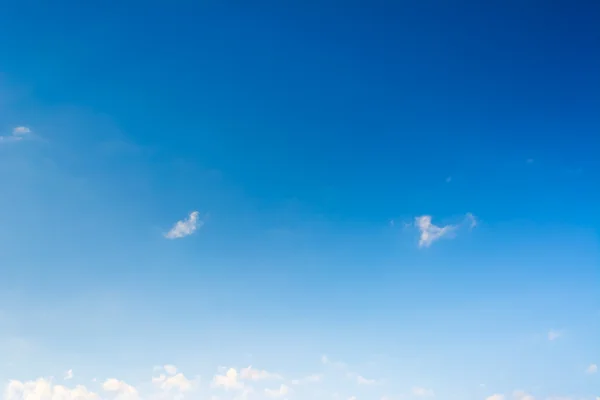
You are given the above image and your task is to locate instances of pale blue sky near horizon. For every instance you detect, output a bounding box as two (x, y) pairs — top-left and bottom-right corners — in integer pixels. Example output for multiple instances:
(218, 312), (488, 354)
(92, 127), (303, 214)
(0, 1), (599, 400)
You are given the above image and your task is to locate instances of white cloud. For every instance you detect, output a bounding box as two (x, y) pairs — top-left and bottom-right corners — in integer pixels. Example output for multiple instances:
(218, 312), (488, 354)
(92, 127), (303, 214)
(586, 364), (597, 374)
(412, 387), (434, 397)
(240, 366), (282, 381)
(547, 330), (562, 341)
(5, 379), (100, 400)
(291, 374), (323, 385)
(414, 213), (477, 247)
(64, 370), (74, 380)
(13, 127), (31, 135)
(414, 216), (455, 247)
(164, 365), (178, 375)
(164, 211), (203, 239)
(212, 368), (244, 391)
(321, 355), (347, 369)
(356, 375), (377, 385)
(102, 379), (138, 399)
(152, 373), (193, 392)
(486, 395), (504, 400)
(264, 384), (289, 398)
(513, 390), (535, 400)
(0, 126), (32, 144)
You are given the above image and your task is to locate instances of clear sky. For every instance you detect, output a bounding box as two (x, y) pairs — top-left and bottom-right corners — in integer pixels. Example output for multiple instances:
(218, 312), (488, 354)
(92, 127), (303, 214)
(0, 1), (599, 400)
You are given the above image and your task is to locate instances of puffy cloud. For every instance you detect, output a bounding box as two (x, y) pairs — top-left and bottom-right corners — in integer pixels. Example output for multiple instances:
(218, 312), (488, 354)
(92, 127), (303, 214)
(102, 379), (138, 400)
(412, 387), (434, 397)
(240, 366), (282, 381)
(64, 370), (74, 381)
(164, 211), (203, 239)
(212, 368), (244, 391)
(264, 385), (289, 398)
(486, 396), (504, 400)
(586, 364), (597, 374)
(5, 379), (100, 400)
(152, 373), (193, 392)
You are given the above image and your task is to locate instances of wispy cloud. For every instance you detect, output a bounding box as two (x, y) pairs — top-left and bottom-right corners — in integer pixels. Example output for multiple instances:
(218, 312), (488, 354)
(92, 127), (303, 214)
(414, 213), (476, 248)
(291, 374), (323, 385)
(164, 211), (203, 239)
(486, 395), (504, 400)
(321, 355), (347, 369)
(547, 330), (562, 341)
(356, 375), (377, 385)
(412, 387), (434, 397)
(64, 369), (74, 380)
(264, 384), (290, 398)
(586, 364), (597, 374)
(240, 366), (282, 381)
(0, 126), (32, 143)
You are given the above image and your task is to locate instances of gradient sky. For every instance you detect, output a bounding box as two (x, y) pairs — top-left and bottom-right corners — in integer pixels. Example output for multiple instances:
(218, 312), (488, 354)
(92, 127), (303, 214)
(0, 1), (599, 400)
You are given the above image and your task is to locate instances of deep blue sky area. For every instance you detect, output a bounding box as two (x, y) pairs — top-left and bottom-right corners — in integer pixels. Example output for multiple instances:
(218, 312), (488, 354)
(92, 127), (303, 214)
(0, 2), (598, 400)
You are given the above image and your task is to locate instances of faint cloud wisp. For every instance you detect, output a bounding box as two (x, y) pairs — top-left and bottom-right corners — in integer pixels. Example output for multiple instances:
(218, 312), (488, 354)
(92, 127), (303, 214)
(414, 213), (476, 248)
(0, 126), (32, 143)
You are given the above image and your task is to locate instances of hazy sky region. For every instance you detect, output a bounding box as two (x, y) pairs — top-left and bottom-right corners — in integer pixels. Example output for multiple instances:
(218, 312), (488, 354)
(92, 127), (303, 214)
(1, 2), (599, 400)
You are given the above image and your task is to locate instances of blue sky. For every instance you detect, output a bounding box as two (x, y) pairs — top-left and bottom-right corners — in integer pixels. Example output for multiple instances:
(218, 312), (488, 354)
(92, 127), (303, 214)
(0, 1), (599, 400)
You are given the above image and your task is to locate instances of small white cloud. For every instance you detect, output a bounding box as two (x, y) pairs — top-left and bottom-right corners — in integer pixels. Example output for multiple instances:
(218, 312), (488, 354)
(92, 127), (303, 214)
(547, 330), (562, 341)
(414, 216), (456, 247)
(586, 364), (597, 374)
(264, 384), (290, 398)
(0, 126), (33, 144)
(64, 369), (74, 380)
(152, 372), (193, 392)
(164, 211), (203, 239)
(240, 366), (282, 381)
(321, 355), (347, 369)
(356, 375), (377, 385)
(13, 126), (31, 135)
(513, 390), (535, 400)
(486, 395), (504, 400)
(415, 213), (477, 247)
(212, 368), (244, 391)
(412, 387), (434, 397)
(291, 374), (323, 385)
(466, 213), (477, 229)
